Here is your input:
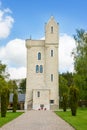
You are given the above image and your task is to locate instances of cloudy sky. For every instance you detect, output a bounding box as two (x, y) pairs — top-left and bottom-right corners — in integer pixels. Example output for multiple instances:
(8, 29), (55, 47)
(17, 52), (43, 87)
(0, 0), (87, 79)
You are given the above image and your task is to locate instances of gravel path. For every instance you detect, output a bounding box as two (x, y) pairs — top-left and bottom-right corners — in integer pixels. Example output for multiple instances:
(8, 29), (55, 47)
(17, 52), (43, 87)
(0, 110), (75, 130)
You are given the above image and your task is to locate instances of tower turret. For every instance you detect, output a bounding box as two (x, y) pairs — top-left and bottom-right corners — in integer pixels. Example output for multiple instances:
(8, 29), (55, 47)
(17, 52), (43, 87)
(45, 17), (59, 110)
(45, 16), (59, 44)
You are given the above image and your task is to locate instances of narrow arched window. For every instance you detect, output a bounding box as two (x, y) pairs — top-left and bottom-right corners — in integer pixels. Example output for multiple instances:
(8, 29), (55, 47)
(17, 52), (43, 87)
(38, 52), (41, 60)
(36, 65), (39, 73)
(40, 65), (43, 73)
(37, 91), (40, 97)
(51, 50), (53, 57)
(51, 74), (53, 82)
(51, 26), (53, 33)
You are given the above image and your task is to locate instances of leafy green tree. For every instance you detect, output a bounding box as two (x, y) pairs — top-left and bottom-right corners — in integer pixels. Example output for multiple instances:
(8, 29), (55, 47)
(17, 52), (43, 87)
(74, 74), (87, 100)
(72, 29), (87, 100)
(59, 75), (68, 100)
(12, 80), (18, 93)
(1, 87), (8, 117)
(69, 86), (79, 116)
(13, 91), (18, 112)
(59, 75), (69, 108)
(0, 62), (7, 94)
(0, 61), (10, 80)
(0, 61), (10, 116)
(19, 78), (26, 93)
(0, 61), (10, 94)
(8, 80), (18, 112)
(62, 72), (74, 87)
(8, 80), (18, 93)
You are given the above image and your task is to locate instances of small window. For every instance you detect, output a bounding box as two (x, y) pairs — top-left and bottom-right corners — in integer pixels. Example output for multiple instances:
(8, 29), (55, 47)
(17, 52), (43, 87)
(51, 74), (53, 82)
(37, 91), (40, 97)
(40, 65), (43, 73)
(51, 26), (53, 33)
(50, 100), (54, 104)
(36, 65), (39, 73)
(51, 50), (53, 57)
(38, 52), (41, 60)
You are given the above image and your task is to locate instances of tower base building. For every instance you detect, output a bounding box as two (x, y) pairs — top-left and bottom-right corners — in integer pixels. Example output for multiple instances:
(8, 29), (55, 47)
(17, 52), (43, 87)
(25, 17), (59, 110)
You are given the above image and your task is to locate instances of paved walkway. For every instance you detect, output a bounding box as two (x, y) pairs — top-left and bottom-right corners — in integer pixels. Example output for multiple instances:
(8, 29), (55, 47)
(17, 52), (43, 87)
(0, 111), (75, 130)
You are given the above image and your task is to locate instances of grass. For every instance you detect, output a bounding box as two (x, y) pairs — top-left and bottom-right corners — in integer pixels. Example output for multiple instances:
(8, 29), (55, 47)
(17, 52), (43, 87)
(55, 108), (87, 130)
(0, 112), (23, 127)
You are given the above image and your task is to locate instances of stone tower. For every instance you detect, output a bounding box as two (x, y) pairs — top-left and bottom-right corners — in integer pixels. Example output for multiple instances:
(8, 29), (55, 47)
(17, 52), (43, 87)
(25, 17), (59, 110)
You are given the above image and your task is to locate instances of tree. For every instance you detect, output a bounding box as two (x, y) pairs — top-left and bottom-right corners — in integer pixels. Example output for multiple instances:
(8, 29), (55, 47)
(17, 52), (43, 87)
(13, 91), (18, 112)
(0, 62), (7, 94)
(62, 72), (74, 87)
(59, 75), (69, 108)
(0, 61), (10, 116)
(59, 75), (68, 100)
(62, 93), (68, 112)
(1, 87), (8, 117)
(0, 61), (10, 80)
(74, 74), (87, 100)
(9, 80), (18, 112)
(7, 80), (18, 93)
(69, 86), (79, 116)
(0, 61), (10, 94)
(19, 78), (26, 93)
(72, 29), (87, 100)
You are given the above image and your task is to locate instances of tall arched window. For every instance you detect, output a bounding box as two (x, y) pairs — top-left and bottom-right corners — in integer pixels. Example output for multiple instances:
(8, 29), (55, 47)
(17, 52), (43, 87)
(36, 65), (39, 73)
(38, 52), (41, 60)
(40, 65), (43, 73)
(51, 74), (53, 82)
(51, 26), (53, 33)
(37, 91), (40, 97)
(51, 50), (53, 57)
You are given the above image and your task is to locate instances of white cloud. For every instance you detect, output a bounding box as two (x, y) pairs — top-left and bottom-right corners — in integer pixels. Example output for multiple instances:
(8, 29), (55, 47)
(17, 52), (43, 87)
(5, 39), (26, 67)
(0, 7), (14, 39)
(59, 34), (76, 73)
(0, 39), (26, 79)
(4, 8), (12, 13)
(8, 67), (26, 79)
(0, 39), (26, 67)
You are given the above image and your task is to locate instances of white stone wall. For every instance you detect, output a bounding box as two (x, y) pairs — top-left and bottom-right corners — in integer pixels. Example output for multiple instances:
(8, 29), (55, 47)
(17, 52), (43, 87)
(25, 17), (59, 110)
(25, 40), (46, 109)
(33, 89), (50, 110)
(45, 16), (59, 44)
(45, 17), (59, 109)
(45, 46), (59, 105)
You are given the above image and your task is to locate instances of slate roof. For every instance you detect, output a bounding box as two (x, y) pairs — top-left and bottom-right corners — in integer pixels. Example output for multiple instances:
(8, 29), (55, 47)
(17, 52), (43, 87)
(9, 93), (25, 103)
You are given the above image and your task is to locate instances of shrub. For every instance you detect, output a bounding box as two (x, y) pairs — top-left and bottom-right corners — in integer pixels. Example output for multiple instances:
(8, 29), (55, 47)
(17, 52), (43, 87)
(69, 86), (79, 116)
(62, 93), (68, 112)
(13, 92), (18, 112)
(1, 88), (7, 117)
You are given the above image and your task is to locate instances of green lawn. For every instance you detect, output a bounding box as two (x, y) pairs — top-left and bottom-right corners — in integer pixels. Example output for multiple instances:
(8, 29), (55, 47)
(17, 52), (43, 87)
(0, 112), (23, 127)
(55, 108), (87, 130)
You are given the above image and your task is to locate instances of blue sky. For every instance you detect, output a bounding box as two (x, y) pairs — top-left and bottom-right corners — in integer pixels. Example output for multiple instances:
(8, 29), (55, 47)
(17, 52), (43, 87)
(1, 0), (87, 43)
(0, 0), (87, 79)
